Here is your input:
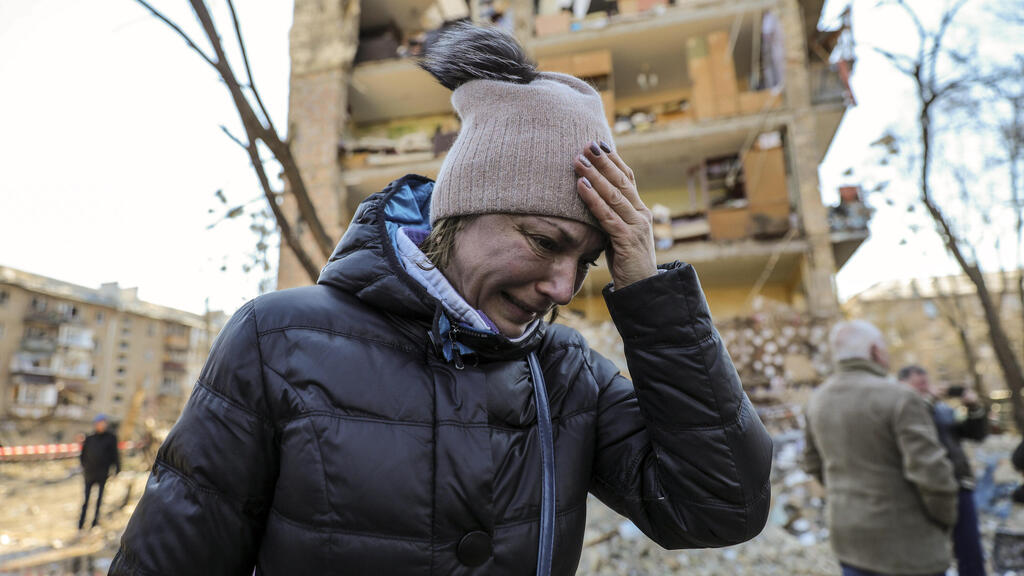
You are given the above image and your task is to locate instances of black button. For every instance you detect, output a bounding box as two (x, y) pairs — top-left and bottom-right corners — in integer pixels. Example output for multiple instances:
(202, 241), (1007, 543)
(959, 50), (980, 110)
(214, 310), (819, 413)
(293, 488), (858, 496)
(457, 531), (492, 566)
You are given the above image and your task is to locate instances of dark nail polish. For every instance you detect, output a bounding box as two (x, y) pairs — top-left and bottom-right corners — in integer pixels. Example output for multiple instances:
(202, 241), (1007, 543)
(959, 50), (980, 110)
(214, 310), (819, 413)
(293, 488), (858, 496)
(599, 140), (612, 153)
(578, 154), (592, 167)
(581, 177), (592, 188)
(589, 142), (601, 155)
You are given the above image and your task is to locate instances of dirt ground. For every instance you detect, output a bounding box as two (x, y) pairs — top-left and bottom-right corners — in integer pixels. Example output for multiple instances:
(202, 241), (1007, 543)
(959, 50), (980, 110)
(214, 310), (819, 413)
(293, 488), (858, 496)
(0, 452), (151, 576)
(0, 436), (1021, 575)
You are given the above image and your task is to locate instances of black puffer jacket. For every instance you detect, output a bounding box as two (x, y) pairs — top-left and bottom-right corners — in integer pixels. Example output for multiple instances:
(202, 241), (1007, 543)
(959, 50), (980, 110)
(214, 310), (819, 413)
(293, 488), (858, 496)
(111, 176), (772, 575)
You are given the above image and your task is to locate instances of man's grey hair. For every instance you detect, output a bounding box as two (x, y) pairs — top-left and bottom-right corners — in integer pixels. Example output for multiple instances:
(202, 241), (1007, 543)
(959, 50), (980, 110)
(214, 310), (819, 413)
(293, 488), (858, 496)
(829, 320), (886, 362)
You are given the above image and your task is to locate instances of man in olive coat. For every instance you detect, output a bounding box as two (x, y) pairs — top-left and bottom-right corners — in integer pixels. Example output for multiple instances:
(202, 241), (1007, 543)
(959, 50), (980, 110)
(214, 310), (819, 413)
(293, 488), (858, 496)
(804, 321), (958, 576)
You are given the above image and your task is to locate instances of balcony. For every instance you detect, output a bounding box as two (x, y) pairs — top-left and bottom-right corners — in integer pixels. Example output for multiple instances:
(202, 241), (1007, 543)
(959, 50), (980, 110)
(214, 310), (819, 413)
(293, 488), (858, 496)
(21, 336), (57, 354)
(57, 366), (93, 381)
(164, 333), (190, 351)
(809, 61), (847, 106)
(23, 310), (69, 326)
(8, 374), (58, 419)
(8, 404), (53, 419)
(531, 0), (774, 47)
(162, 361), (186, 374)
(57, 326), (94, 351)
(10, 353), (55, 376)
(808, 60), (849, 161)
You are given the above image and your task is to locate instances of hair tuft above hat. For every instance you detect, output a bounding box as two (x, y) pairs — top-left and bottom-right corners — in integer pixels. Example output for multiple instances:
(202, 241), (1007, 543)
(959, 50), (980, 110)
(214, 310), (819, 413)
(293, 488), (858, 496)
(418, 21), (538, 90)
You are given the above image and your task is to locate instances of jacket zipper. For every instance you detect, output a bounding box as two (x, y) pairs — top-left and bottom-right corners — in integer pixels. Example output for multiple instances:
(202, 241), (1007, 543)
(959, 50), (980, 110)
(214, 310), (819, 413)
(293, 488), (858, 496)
(448, 322), (465, 370)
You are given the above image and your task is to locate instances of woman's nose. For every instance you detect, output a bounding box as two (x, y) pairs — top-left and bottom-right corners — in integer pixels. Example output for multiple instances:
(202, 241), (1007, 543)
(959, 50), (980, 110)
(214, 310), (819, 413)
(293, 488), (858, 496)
(536, 259), (577, 306)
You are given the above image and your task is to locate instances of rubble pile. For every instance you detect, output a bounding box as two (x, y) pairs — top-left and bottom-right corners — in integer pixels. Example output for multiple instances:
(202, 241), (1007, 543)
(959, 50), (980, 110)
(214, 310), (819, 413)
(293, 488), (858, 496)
(716, 305), (832, 403)
(576, 495), (837, 576)
(559, 300), (833, 405)
(557, 312), (627, 372)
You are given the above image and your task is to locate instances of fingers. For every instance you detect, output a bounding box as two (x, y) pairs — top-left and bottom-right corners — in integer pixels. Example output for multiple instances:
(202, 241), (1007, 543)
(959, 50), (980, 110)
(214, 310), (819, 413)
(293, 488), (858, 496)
(574, 141), (648, 223)
(588, 141), (644, 210)
(599, 142), (637, 187)
(575, 174), (625, 231)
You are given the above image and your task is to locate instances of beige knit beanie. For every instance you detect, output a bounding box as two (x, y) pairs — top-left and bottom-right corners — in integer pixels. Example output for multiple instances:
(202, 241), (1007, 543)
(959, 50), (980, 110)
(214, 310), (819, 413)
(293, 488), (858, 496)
(419, 23), (613, 228)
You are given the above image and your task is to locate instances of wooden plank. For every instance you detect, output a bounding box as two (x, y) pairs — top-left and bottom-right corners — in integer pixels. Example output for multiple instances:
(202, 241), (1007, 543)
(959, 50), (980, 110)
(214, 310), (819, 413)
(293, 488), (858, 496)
(738, 90), (781, 115)
(707, 31), (738, 117)
(614, 87), (691, 112)
(534, 12), (572, 36)
(0, 540), (105, 571)
(708, 206), (750, 241)
(744, 147), (787, 206)
(688, 58), (715, 120)
(536, 55), (573, 75)
(617, 0), (640, 15)
(749, 200), (791, 236)
(600, 90), (615, 125)
(686, 36), (715, 120)
(571, 50), (613, 79)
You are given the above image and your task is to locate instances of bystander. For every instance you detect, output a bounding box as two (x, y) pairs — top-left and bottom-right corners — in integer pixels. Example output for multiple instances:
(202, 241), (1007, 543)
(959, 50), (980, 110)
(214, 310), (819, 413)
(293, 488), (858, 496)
(78, 413), (120, 530)
(804, 320), (958, 576)
(899, 365), (988, 576)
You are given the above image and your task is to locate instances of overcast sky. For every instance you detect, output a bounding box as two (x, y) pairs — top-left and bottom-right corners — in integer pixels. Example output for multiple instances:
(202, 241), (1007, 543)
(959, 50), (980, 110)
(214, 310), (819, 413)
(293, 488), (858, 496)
(0, 0), (1013, 316)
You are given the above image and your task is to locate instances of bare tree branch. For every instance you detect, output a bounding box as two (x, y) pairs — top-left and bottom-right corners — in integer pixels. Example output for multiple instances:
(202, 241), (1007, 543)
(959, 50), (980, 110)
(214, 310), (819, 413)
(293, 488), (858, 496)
(243, 134), (322, 281)
(219, 124), (247, 149)
(926, 277), (988, 400)
(892, 0), (928, 67)
(878, 0), (1024, 429)
(872, 47), (918, 76)
(133, 0), (338, 282)
(928, 0), (970, 98)
(224, 0), (277, 134)
(188, 0), (335, 260)
(133, 0), (216, 68)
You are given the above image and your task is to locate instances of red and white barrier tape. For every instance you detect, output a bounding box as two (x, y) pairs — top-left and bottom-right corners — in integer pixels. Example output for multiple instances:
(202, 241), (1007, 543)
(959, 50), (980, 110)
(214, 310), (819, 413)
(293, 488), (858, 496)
(0, 441), (136, 462)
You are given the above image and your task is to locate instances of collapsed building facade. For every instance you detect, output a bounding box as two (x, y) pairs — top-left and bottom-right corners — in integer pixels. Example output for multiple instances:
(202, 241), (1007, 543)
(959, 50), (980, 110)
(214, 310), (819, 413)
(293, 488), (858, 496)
(277, 0), (866, 398)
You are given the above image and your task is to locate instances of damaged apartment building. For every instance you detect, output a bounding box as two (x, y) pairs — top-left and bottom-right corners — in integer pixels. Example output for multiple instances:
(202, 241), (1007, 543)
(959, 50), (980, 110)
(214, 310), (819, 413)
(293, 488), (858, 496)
(278, 0), (868, 395)
(0, 266), (226, 432)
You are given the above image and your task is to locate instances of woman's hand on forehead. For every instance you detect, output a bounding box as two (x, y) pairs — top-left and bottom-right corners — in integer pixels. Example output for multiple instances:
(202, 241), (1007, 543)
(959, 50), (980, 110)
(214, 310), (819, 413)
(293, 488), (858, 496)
(574, 141), (657, 290)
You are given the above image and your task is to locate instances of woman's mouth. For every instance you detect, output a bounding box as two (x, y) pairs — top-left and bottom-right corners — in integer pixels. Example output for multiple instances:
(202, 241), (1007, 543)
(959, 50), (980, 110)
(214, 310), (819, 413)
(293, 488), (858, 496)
(503, 292), (544, 321)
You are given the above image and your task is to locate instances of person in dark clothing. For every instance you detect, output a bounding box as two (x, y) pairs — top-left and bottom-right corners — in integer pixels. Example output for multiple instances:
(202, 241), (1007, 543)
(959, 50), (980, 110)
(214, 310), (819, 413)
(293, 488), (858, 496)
(899, 365), (989, 576)
(110, 23), (772, 575)
(1012, 438), (1024, 504)
(78, 413), (120, 529)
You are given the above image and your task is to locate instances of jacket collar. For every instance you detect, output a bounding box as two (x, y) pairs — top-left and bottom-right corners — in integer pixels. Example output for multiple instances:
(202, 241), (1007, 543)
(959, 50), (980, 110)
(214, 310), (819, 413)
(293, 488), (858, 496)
(836, 357), (889, 378)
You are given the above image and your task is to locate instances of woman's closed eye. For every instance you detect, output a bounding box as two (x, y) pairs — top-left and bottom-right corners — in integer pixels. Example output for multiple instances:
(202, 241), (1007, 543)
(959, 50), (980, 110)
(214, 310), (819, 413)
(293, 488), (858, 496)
(528, 234), (558, 254)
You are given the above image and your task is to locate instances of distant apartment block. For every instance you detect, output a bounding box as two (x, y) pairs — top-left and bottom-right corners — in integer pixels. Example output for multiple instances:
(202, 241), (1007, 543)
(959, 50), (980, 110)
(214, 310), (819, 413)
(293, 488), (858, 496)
(0, 266), (226, 425)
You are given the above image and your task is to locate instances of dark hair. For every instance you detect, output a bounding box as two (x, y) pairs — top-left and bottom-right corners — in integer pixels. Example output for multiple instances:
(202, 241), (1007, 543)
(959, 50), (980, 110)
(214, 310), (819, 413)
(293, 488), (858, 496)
(897, 365), (927, 381)
(418, 216), (475, 271)
(418, 21), (538, 90)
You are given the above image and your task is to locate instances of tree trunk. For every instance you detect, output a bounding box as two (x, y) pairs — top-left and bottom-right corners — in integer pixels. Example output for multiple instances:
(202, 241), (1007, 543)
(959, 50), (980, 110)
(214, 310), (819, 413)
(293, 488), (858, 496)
(955, 324), (987, 401)
(930, 279), (988, 401)
(920, 103), (1024, 431)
